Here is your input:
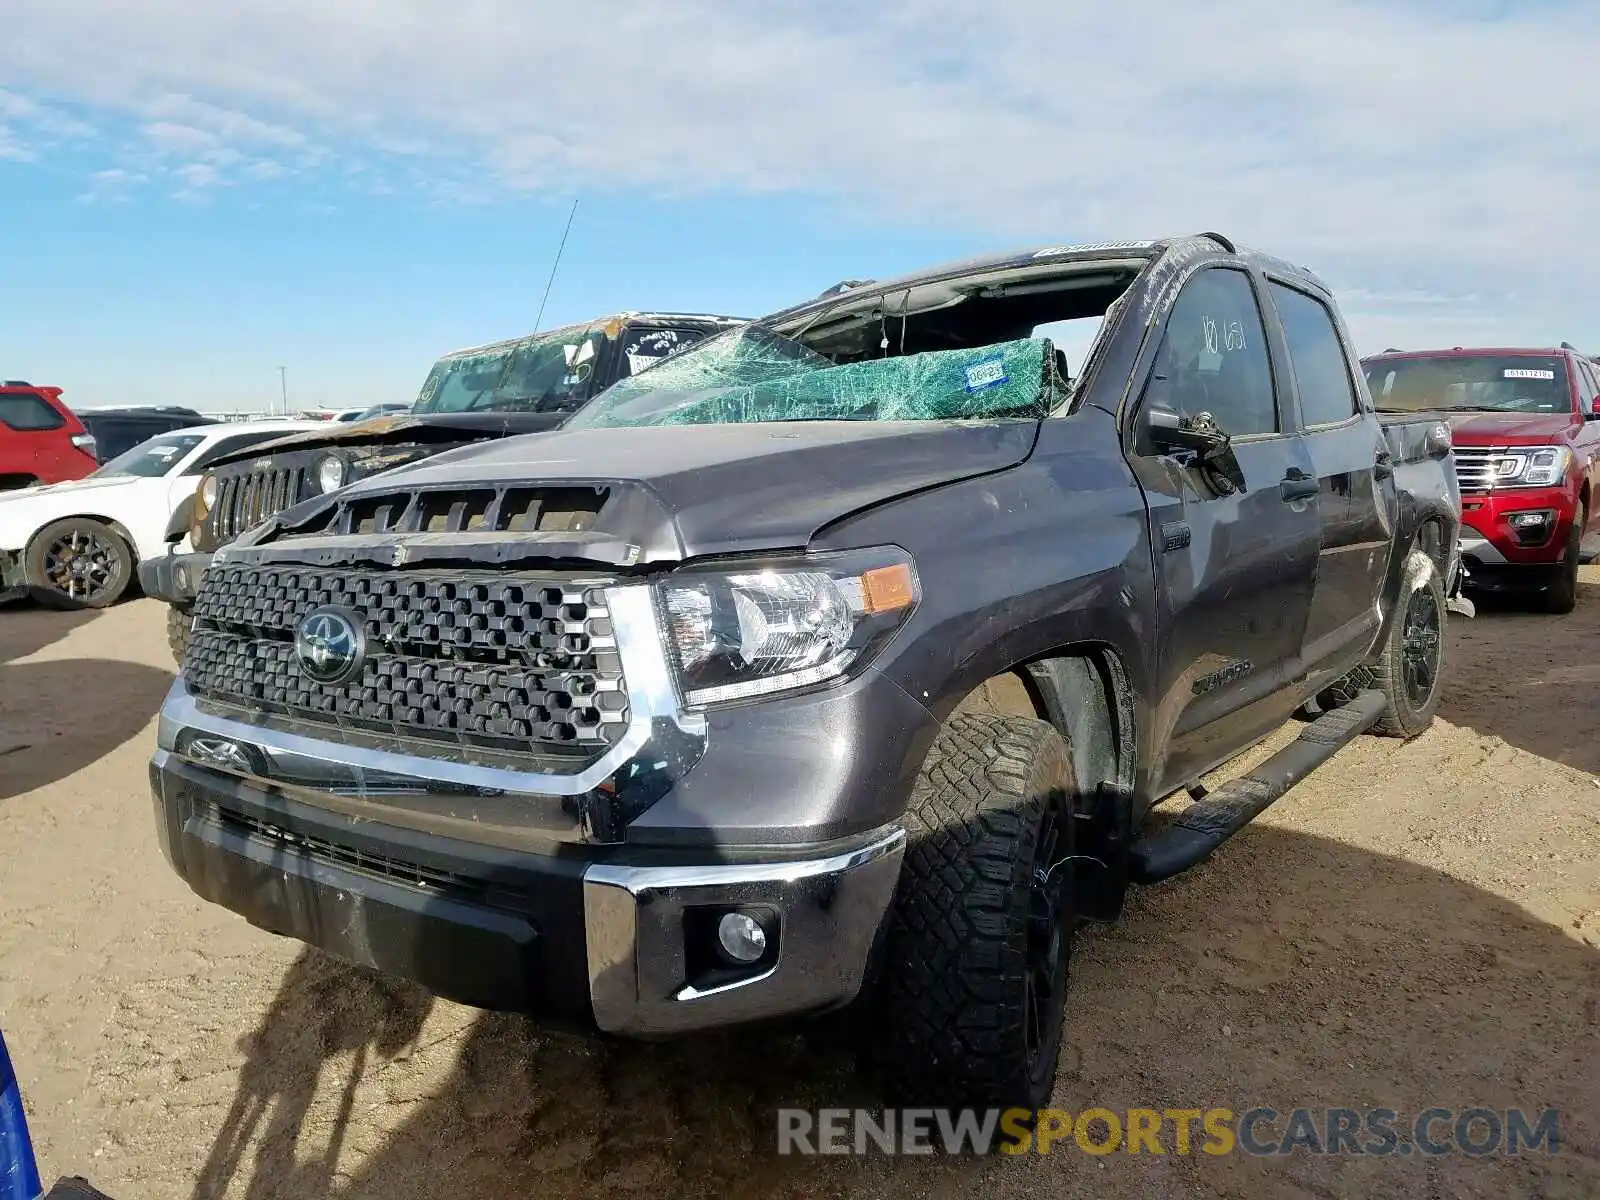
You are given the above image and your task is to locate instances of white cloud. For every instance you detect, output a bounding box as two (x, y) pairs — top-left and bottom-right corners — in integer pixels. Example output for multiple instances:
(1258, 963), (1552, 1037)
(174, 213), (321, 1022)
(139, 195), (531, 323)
(1, 1), (1598, 342)
(0, 124), (34, 161)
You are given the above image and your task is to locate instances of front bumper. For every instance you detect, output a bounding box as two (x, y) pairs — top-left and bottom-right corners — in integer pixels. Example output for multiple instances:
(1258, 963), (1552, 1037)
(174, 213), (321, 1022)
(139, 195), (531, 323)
(137, 548), (212, 607)
(149, 750), (903, 1034)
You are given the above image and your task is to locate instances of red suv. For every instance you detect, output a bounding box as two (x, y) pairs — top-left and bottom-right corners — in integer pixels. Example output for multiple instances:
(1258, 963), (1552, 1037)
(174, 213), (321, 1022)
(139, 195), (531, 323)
(0, 381), (99, 491)
(1361, 346), (1599, 613)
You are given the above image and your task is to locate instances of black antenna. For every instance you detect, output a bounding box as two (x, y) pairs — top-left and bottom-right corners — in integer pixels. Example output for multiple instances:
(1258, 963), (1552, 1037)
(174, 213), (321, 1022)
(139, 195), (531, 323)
(533, 199), (579, 331)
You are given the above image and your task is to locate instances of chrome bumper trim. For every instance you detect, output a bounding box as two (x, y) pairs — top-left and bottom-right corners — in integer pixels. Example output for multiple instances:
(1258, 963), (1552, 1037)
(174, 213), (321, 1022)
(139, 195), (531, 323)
(583, 827), (906, 1035)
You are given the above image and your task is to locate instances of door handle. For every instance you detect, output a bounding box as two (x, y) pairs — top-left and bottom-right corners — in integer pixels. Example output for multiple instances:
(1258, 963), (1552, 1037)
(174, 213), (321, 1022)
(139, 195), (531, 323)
(1374, 449), (1395, 479)
(1279, 468), (1318, 503)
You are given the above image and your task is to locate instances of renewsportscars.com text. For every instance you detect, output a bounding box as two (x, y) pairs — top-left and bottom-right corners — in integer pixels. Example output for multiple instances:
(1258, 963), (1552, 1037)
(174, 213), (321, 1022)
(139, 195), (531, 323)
(776, 1106), (1561, 1157)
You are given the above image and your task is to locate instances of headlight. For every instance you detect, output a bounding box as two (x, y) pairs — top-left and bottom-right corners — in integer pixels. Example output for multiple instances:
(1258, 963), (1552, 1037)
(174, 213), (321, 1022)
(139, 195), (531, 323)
(657, 548), (919, 707)
(196, 472), (217, 515)
(1493, 446), (1570, 488)
(316, 454), (347, 493)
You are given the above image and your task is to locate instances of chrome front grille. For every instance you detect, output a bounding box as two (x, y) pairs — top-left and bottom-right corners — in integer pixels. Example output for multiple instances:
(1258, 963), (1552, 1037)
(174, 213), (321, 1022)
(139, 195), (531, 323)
(184, 561), (630, 760)
(1451, 446), (1502, 494)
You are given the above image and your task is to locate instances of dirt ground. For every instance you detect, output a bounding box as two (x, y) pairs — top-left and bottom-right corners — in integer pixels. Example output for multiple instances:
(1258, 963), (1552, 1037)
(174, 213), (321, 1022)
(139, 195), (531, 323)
(1, 575), (1597, 1200)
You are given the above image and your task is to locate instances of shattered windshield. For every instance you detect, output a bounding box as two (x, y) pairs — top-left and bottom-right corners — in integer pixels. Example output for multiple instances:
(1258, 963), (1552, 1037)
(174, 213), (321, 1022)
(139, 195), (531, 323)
(1364, 355), (1572, 414)
(412, 326), (607, 414)
(567, 325), (1055, 429)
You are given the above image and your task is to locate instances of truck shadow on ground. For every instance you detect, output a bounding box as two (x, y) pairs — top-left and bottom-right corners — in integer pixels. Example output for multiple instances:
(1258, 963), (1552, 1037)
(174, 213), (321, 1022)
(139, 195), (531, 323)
(1439, 575), (1600, 775)
(0, 608), (171, 798)
(192, 823), (1599, 1200)
(0, 606), (97, 665)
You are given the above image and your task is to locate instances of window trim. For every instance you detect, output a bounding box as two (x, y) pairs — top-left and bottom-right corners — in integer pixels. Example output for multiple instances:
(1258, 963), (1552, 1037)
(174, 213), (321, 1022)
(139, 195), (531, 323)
(1262, 275), (1364, 433)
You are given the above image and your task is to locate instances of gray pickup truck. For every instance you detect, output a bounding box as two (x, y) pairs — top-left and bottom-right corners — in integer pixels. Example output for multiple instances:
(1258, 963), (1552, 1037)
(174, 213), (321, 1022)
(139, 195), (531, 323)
(148, 234), (1460, 1109)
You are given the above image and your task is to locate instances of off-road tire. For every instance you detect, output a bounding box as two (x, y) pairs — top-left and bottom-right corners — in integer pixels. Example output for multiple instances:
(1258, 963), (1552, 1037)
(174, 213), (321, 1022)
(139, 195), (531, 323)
(1536, 506), (1583, 615)
(167, 604), (194, 665)
(24, 517), (134, 610)
(1322, 549), (1446, 738)
(871, 712), (1077, 1111)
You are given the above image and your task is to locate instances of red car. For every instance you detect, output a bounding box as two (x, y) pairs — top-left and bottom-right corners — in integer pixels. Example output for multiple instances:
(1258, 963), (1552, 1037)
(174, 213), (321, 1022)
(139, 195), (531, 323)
(0, 381), (99, 491)
(1362, 345), (1599, 612)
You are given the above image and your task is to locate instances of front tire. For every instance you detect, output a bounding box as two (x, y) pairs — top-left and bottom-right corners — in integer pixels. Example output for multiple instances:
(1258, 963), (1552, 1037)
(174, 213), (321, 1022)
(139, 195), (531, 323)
(166, 604), (194, 665)
(24, 517), (134, 610)
(871, 712), (1078, 1110)
(1535, 507), (1583, 615)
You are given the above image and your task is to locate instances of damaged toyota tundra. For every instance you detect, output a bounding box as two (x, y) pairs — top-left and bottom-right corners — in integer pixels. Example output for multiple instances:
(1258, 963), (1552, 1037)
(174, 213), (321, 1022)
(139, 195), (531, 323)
(149, 234), (1461, 1109)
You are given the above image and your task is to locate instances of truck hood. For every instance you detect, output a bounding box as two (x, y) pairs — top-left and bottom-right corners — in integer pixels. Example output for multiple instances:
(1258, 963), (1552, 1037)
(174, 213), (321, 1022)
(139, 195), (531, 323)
(1436, 410), (1580, 446)
(211, 410), (571, 467)
(264, 419), (1041, 565)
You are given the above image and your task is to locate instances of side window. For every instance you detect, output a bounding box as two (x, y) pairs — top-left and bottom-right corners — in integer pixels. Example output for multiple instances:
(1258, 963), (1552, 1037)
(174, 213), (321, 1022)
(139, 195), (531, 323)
(619, 327), (710, 378)
(1571, 357), (1598, 409)
(1148, 268), (1278, 436)
(1268, 282), (1360, 426)
(0, 394), (66, 432)
(186, 431), (289, 473)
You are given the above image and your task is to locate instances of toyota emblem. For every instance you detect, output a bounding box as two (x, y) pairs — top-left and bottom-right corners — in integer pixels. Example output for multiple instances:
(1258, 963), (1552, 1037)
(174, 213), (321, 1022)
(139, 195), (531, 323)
(293, 606), (366, 686)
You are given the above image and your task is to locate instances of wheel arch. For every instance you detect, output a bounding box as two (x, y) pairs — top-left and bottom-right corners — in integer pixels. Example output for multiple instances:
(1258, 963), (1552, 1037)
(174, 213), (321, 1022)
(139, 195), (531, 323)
(947, 643), (1138, 922)
(26, 512), (138, 557)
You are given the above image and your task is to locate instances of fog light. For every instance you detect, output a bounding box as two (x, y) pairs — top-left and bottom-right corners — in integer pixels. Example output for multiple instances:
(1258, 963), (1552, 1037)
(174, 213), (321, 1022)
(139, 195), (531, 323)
(1508, 511), (1551, 529)
(716, 911), (768, 964)
(174, 564), (191, 592)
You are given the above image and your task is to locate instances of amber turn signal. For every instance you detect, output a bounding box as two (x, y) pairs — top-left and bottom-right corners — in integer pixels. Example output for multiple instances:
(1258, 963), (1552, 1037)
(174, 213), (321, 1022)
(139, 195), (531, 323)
(861, 563), (916, 613)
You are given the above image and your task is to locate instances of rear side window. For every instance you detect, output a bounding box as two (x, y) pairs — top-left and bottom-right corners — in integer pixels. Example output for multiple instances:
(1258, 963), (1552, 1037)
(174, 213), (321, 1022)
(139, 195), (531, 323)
(1268, 283), (1359, 427)
(0, 393), (66, 432)
(619, 327), (712, 377)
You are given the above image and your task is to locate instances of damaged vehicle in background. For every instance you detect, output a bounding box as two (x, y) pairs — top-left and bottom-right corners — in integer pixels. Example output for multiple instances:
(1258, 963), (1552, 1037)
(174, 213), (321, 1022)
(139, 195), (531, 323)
(140, 312), (745, 660)
(1363, 344), (1599, 613)
(149, 234), (1461, 1109)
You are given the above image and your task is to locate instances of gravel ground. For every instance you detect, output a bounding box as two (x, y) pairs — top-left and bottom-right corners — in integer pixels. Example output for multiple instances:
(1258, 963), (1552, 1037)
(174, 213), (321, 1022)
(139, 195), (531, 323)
(1, 577), (1597, 1200)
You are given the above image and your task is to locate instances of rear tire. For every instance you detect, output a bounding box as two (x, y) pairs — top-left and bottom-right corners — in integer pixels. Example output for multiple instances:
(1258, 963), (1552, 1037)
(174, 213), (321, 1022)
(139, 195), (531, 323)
(1325, 549), (1447, 738)
(1535, 508), (1583, 615)
(167, 604), (194, 665)
(871, 712), (1078, 1110)
(24, 517), (134, 610)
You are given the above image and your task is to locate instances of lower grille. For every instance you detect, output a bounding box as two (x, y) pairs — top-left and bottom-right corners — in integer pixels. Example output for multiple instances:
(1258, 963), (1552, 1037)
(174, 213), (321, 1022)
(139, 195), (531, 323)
(185, 562), (631, 761)
(1452, 446), (1501, 494)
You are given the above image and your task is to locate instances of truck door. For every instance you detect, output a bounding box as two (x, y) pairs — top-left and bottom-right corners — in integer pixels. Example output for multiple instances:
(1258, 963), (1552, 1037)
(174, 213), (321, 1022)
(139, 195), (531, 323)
(1263, 280), (1395, 676)
(1126, 265), (1320, 796)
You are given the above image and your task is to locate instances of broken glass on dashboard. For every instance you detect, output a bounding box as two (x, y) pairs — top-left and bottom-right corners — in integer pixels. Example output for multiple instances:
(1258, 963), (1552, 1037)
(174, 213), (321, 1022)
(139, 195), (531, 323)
(569, 330), (1056, 429)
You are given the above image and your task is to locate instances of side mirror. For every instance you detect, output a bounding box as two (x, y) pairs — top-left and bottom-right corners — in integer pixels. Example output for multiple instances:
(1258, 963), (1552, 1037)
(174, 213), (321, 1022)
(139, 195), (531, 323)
(1588, 399), (1600, 421)
(1146, 403), (1246, 495)
(1148, 403), (1229, 456)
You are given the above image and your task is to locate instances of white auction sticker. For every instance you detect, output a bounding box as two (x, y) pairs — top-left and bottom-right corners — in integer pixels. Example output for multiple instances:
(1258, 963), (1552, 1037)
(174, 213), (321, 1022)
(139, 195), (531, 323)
(1504, 368), (1555, 380)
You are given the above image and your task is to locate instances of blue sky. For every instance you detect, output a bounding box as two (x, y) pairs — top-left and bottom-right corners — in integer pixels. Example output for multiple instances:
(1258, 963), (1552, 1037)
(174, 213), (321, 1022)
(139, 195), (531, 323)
(2, 0), (1597, 413)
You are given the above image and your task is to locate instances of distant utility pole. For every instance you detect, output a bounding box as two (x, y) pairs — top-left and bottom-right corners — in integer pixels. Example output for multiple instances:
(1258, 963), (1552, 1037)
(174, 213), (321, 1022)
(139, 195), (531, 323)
(277, 366), (288, 415)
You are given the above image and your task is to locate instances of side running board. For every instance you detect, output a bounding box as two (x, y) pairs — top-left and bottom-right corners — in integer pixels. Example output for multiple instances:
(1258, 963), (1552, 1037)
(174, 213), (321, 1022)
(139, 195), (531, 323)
(1129, 689), (1386, 884)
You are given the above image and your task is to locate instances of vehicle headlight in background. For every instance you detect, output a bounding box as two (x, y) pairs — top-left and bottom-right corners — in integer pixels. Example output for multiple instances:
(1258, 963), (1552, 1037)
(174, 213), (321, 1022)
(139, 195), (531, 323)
(316, 454), (347, 493)
(1494, 446), (1570, 488)
(657, 548), (919, 707)
(197, 472), (218, 515)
